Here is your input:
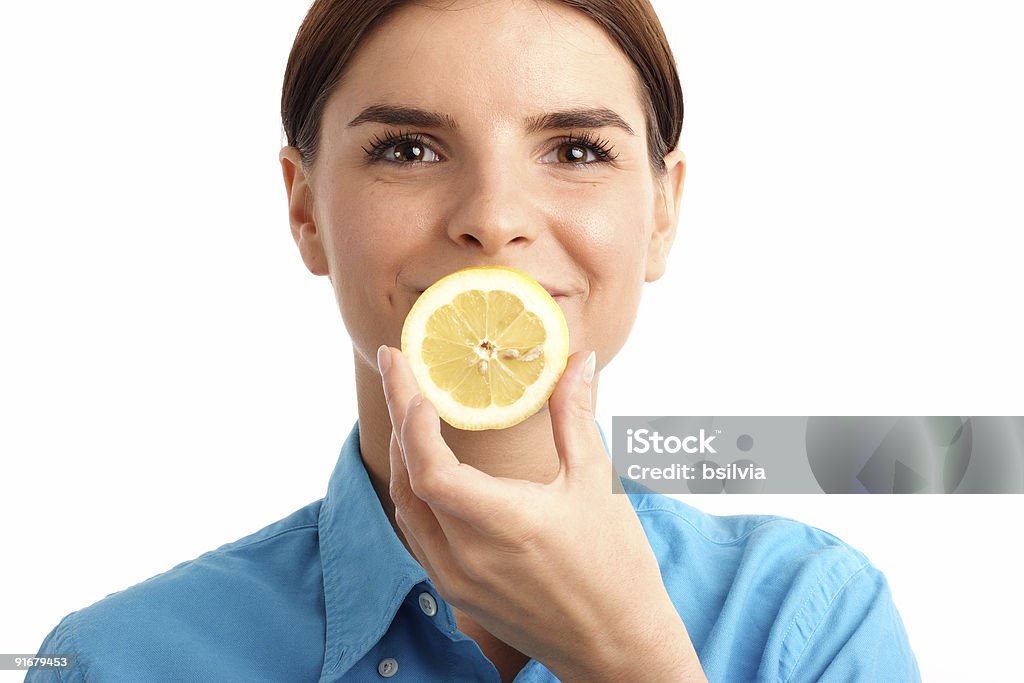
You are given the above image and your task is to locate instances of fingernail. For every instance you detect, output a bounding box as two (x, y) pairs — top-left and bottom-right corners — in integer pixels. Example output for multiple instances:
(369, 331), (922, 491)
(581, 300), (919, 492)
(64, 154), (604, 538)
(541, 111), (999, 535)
(409, 393), (423, 409)
(377, 345), (391, 376)
(582, 351), (596, 386)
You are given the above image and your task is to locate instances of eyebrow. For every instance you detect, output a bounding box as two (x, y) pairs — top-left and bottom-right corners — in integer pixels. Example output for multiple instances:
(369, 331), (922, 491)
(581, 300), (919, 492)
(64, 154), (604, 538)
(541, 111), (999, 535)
(346, 104), (635, 136)
(524, 108), (635, 136)
(347, 104), (458, 130)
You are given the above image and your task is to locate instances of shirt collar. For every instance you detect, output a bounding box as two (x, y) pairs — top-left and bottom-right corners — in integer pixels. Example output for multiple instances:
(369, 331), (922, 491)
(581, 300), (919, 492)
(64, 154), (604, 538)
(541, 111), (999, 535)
(318, 422), (429, 680)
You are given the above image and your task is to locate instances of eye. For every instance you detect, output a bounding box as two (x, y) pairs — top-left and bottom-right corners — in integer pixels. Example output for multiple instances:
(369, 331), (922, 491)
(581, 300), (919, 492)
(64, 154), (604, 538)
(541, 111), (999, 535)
(383, 139), (440, 163)
(541, 132), (618, 166)
(363, 130), (442, 164)
(551, 143), (598, 164)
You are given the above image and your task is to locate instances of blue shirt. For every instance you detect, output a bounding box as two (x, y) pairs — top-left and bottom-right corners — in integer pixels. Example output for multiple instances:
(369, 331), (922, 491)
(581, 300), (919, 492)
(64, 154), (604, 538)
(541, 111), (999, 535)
(29, 422), (919, 682)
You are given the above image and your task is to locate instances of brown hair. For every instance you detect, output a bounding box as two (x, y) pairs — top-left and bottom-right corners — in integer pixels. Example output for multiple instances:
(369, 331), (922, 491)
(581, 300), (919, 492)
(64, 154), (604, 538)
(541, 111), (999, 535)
(281, 0), (683, 174)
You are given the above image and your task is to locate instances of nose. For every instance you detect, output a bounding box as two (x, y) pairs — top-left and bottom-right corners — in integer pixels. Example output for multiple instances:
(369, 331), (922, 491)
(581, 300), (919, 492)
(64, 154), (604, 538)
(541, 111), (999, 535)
(445, 163), (539, 255)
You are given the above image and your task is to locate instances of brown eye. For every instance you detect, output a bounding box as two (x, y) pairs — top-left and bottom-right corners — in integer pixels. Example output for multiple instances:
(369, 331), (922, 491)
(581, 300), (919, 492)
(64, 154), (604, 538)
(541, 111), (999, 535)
(556, 143), (592, 163)
(541, 134), (617, 166)
(391, 141), (430, 162)
(364, 132), (442, 164)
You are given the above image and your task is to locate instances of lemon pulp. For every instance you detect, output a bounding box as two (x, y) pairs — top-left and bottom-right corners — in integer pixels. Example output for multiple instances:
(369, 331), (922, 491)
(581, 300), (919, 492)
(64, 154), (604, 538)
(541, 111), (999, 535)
(401, 267), (570, 431)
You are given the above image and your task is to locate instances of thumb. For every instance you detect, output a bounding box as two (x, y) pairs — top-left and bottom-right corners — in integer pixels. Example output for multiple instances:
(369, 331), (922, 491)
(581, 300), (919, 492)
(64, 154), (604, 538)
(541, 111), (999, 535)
(548, 350), (599, 479)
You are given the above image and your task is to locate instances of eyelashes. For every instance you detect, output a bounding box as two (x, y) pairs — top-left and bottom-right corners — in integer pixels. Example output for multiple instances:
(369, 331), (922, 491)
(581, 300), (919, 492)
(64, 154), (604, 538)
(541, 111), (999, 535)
(361, 129), (434, 163)
(552, 130), (619, 164)
(361, 127), (619, 167)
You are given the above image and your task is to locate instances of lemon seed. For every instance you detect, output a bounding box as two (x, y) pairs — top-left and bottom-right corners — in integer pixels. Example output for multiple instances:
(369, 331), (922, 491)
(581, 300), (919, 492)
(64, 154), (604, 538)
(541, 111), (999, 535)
(521, 346), (543, 362)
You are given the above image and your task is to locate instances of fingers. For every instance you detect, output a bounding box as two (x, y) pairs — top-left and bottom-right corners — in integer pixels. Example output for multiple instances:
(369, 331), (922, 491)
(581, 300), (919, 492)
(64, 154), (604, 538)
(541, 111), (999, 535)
(548, 350), (604, 481)
(379, 344), (482, 512)
(390, 428), (451, 572)
(401, 392), (512, 536)
(379, 345), (419, 444)
(378, 344), (537, 537)
(379, 344), (462, 515)
(380, 345), (452, 563)
(378, 345), (431, 537)
(388, 429), (442, 544)
(380, 346), (497, 546)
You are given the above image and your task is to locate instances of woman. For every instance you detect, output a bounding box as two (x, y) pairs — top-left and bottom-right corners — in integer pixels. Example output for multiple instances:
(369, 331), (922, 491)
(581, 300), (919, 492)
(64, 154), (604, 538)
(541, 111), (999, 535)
(29, 1), (919, 681)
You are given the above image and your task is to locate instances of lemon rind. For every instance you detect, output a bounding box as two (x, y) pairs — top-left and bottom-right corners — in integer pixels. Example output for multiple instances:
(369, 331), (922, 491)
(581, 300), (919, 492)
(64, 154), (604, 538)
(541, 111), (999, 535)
(401, 267), (570, 431)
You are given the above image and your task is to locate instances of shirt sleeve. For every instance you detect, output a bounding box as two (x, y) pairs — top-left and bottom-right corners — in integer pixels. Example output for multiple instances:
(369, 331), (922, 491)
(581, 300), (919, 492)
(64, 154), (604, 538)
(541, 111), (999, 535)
(24, 614), (83, 683)
(776, 563), (921, 683)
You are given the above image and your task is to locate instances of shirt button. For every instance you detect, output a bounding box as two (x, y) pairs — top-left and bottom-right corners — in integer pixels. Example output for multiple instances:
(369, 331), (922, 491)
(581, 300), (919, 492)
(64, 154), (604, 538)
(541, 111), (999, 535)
(418, 591), (438, 617)
(378, 657), (399, 678)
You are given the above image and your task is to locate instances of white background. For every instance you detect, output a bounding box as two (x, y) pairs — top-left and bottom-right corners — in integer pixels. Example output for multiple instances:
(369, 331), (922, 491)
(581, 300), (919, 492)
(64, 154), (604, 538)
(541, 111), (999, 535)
(2, 1), (1022, 680)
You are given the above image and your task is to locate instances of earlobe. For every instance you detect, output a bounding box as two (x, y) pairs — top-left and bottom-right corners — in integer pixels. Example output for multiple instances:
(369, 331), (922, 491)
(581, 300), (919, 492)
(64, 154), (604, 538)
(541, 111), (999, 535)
(645, 148), (687, 282)
(279, 146), (329, 276)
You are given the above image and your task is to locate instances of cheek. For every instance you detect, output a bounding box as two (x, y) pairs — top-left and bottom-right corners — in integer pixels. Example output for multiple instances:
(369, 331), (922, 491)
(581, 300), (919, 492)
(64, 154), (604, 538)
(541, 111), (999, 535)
(555, 185), (652, 360)
(566, 186), (652, 281)
(322, 183), (429, 275)
(317, 184), (433, 338)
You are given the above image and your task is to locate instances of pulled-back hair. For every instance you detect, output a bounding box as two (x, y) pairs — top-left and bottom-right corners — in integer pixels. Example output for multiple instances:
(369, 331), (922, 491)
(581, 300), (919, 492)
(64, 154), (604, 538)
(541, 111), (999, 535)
(282, 0), (683, 173)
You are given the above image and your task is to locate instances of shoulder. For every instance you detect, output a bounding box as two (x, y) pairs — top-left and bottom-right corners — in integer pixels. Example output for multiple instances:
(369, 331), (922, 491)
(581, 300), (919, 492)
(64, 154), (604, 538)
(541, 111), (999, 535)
(629, 492), (875, 617)
(629, 488), (866, 566)
(629, 493), (920, 682)
(29, 500), (326, 683)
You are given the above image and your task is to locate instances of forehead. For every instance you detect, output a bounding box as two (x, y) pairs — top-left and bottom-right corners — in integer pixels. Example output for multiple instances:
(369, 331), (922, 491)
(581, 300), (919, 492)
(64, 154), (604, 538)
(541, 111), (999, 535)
(324, 0), (646, 133)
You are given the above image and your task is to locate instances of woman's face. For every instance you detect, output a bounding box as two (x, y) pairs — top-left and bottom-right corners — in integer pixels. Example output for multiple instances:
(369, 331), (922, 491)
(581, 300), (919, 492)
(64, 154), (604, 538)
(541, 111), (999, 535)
(283, 0), (684, 373)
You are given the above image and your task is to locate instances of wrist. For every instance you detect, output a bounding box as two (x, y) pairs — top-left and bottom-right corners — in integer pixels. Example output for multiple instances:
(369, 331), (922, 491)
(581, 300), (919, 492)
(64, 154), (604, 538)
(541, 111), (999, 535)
(611, 611), (706, 683)
(552, 607), (706, 683)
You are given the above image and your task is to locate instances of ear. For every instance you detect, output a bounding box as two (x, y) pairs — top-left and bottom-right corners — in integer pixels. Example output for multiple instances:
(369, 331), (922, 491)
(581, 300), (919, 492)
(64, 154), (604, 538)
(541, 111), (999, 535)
(280, 146), (329, 276)
(645, 148), (686, 282)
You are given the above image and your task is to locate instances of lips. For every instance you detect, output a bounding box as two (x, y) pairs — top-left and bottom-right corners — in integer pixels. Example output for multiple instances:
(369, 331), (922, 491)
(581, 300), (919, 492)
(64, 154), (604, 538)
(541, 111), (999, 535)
(538, 283), (569, 299)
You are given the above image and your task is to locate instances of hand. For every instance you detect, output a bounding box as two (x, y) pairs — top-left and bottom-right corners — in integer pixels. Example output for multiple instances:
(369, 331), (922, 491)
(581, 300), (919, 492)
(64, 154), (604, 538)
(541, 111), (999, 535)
(378, 345), (706, 682)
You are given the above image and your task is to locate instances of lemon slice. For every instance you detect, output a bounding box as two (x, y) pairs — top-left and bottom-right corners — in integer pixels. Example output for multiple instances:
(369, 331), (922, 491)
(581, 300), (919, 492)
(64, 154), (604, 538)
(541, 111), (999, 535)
(401, 266), (570, 431)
